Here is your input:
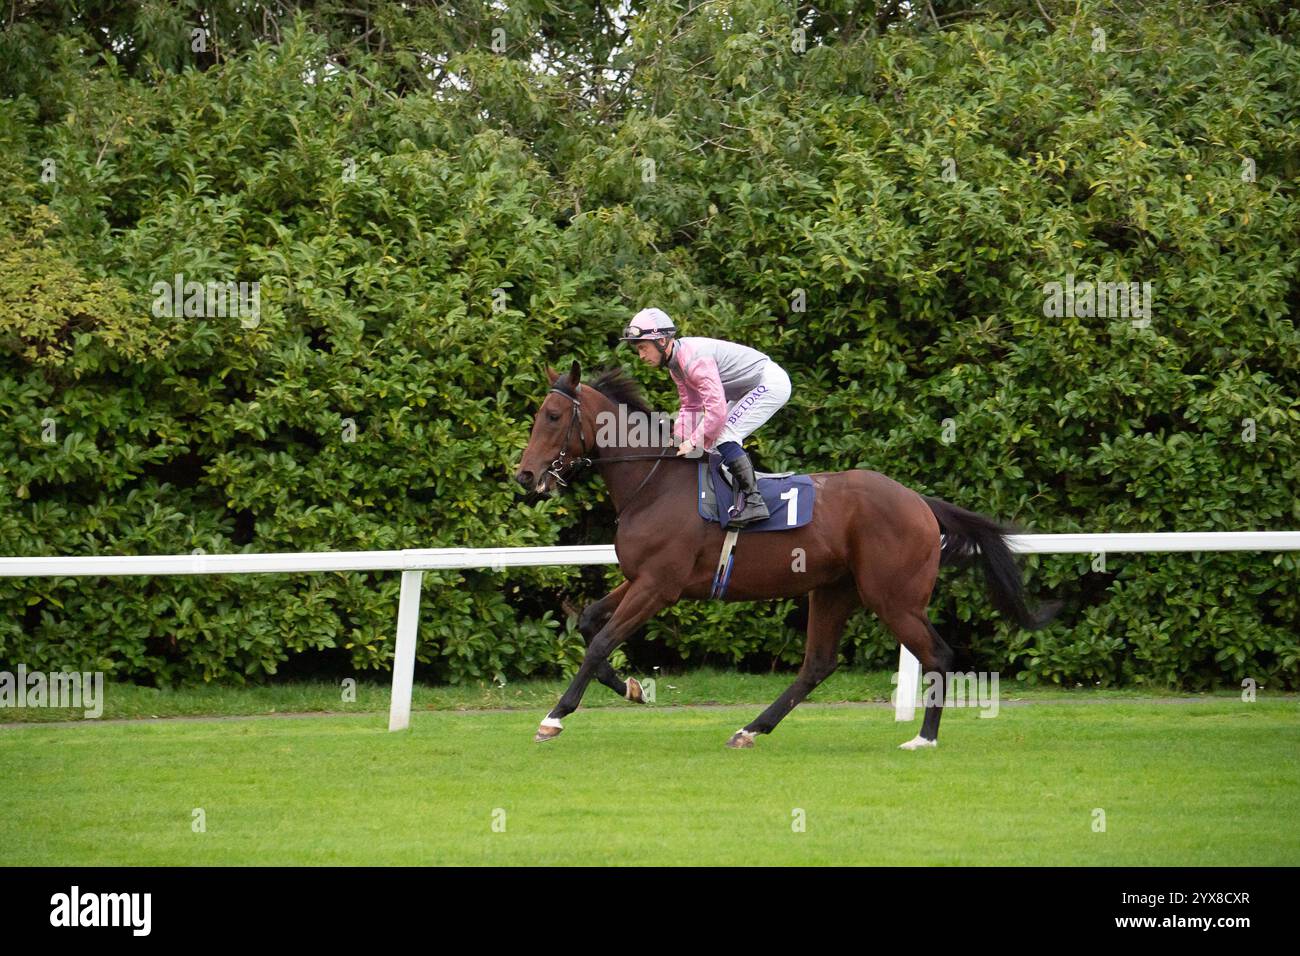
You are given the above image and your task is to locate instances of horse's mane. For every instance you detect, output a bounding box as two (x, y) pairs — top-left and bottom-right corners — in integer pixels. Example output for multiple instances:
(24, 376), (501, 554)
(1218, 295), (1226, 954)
(559, 366), (655, 418)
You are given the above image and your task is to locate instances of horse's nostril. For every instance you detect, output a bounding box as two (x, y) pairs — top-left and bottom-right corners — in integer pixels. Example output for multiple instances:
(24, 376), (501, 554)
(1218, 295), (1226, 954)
(517, 471), (533, 488)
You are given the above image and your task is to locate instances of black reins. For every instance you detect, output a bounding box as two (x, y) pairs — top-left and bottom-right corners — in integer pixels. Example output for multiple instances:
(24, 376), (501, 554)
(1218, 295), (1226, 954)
(544, 386), (690, 522)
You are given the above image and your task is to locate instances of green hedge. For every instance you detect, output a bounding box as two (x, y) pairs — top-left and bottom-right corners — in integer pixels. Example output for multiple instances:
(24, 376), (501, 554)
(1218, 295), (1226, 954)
(0, 1), (1296, 689)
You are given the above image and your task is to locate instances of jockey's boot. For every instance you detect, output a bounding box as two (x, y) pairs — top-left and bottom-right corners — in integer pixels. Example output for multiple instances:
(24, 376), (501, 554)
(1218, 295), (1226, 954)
(726, 452), (770, 527)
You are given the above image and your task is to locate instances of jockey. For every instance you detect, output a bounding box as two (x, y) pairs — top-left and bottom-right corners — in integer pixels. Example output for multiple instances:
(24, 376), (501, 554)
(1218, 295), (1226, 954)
(620, 307), (791, 527)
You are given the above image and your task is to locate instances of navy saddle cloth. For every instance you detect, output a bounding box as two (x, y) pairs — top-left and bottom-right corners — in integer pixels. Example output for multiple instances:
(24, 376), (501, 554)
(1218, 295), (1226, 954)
(697, 453), (815, 532)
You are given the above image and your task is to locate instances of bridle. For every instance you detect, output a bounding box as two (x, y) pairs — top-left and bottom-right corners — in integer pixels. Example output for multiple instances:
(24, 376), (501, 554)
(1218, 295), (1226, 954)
(542, 384), (687, 521)
(542, 386), (595, 490)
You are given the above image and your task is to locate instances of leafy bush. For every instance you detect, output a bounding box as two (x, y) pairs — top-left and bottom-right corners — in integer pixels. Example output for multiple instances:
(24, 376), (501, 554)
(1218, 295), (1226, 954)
(0, 2), (1296, 689)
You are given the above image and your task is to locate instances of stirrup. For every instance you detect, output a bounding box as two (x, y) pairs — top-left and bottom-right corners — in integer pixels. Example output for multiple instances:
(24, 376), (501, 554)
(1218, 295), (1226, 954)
(728, 492), (770, 527)
(728, 491), (766, 515)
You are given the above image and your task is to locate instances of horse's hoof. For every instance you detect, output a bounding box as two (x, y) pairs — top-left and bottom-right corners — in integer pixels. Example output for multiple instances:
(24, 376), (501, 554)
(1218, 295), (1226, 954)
(534, 717), (563, 742)
(898, 734), (937, 750)
(726, 729), (756, 749)
(625, 677), (647, 704)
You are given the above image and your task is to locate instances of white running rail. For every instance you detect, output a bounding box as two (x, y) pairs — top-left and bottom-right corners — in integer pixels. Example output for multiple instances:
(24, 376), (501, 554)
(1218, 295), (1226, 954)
(1, 532), (1296, 729)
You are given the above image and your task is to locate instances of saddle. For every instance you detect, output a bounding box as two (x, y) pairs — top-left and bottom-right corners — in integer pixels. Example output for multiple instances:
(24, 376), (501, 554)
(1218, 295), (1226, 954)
(697, 452), (815, 532)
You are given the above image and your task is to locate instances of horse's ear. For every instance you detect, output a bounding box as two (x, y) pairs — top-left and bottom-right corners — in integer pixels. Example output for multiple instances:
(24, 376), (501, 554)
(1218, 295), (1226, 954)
(567, 360), (581, 389)
(545, 365), (559, 384)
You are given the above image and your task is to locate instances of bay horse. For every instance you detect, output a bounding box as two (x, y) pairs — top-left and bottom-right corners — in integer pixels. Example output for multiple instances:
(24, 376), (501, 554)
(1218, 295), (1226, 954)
(514, 362), (1060, 750)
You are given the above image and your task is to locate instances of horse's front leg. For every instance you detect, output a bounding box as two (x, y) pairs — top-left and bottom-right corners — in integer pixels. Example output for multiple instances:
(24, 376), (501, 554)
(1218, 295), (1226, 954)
(578, 580), (647, 702)
(535, 580), (676, 742)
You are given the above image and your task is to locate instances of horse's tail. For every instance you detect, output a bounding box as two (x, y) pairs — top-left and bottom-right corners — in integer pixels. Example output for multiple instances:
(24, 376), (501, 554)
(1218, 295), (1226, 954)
(922, 495), (1062, 631)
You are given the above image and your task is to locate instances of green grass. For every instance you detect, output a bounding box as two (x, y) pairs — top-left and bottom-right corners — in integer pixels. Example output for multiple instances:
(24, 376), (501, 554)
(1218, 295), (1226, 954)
(0, 667), (1274, 723)
(3, 697), (1298, 865)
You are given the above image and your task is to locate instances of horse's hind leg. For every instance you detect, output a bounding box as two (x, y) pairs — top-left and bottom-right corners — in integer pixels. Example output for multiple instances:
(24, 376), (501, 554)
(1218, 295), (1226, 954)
(726, 580), (860, 749)
(849, 523), (952, 749)
(577, 580), (647, 702)
(879, 609), (954, 749)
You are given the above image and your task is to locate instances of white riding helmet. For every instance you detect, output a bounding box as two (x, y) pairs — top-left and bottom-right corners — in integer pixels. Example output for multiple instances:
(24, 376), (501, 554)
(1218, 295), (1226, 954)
(619, 307), (677, 342)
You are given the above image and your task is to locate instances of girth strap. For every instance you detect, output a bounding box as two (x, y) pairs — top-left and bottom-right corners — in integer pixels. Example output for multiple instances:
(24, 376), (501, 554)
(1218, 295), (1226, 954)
(709, 528), (742, 600)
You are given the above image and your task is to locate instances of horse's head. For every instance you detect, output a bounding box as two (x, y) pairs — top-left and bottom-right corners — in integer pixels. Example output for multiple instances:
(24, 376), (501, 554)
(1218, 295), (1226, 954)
(514, 360), (593, 496)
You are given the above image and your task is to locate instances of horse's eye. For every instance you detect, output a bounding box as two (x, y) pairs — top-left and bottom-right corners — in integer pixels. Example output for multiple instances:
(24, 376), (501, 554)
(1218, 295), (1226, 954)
(547, 413), (560, 422)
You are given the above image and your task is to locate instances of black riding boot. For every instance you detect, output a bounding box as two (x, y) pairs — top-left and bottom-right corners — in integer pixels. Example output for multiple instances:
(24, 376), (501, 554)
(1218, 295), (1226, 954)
(726, 452), (770, 526)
